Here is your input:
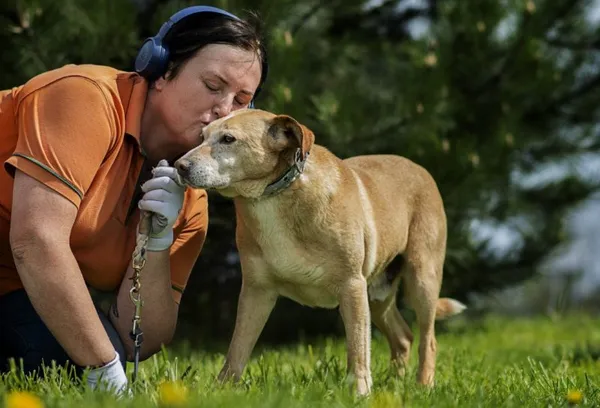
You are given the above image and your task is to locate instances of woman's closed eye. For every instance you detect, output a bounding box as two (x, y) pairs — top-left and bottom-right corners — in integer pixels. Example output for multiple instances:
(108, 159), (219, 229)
(205, 81), (220, 92)
(235, 97), (248, 106)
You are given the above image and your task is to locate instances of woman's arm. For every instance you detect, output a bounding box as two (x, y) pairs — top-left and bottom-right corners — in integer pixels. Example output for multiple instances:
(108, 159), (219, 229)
(110, 249), (178, 361)
(108, 161), (184, 361)
(9, 170), (116, 366)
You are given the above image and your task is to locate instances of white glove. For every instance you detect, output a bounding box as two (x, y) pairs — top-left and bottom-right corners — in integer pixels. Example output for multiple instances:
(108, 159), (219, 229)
(86, 351), (129, 396)
(138, 159), (186, 251)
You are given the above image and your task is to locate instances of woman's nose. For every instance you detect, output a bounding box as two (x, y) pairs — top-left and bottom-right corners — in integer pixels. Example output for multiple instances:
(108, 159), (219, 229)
(212, 98), (233, 119)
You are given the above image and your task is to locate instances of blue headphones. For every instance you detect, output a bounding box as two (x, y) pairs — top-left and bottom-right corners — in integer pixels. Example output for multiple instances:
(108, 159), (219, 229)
(134, 5), (267, 108)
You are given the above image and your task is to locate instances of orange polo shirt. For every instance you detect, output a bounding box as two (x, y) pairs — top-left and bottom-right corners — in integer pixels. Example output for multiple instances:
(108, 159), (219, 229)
(0, 64), (208, 304)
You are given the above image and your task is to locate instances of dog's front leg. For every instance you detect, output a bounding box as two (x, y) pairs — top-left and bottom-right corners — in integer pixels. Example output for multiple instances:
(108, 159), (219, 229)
(338, 277), (372, 396)
(218, 279), (277, 383)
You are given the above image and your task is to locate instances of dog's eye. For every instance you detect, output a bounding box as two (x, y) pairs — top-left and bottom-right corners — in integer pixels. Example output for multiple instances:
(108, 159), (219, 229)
(221, 134), (236, 144)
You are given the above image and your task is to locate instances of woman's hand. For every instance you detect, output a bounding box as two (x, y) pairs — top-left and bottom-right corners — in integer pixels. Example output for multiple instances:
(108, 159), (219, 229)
(138, 160), (186, 251)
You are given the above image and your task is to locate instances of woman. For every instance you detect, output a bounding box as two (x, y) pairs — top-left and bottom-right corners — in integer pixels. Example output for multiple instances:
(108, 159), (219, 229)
(0, 5), (267, 394)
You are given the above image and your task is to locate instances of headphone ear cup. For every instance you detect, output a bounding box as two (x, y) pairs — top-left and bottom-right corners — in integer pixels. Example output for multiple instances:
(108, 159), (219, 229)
(135, 37), (169, 81)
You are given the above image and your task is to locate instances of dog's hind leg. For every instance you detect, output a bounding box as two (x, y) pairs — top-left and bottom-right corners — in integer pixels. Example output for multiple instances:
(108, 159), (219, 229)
(402, 258), (440, 386)
(401, 237), (445, 387)
(369, 264), (413, 376)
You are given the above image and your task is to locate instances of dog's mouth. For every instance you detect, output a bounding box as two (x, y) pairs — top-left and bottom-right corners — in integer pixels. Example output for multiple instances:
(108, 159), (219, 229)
(174, 156), (233, 191)
(177, 174), (229, 191)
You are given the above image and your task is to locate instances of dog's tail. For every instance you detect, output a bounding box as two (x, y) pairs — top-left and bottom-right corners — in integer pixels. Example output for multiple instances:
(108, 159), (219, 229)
(435, 298), (467, 320)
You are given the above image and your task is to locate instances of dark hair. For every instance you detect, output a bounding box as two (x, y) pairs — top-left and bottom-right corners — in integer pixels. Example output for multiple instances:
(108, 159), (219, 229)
(162, 11), (268, 95)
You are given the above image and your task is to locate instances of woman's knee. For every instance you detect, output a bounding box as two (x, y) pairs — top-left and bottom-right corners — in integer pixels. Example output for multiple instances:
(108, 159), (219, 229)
(0, 290), (127, 374)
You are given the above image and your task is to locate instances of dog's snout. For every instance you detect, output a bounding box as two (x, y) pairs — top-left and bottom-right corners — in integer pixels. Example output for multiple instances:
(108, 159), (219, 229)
(175, 158), (191, 177)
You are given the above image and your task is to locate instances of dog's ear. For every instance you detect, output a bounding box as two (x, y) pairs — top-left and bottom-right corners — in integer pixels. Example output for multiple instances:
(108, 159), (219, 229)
(268, 115), (314, 158)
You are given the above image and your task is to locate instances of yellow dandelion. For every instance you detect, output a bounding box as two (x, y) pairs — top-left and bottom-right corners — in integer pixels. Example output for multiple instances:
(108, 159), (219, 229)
(5, 391), (44, 408)
(423, 52), (437, 67)
(477, 21), (486, 32)
(283, 30), (293, 46)
(369, 390), (402, 408)
(567, 389), (583, 405)
(526, 1), (536, 13)
(158, 380), (189, 406)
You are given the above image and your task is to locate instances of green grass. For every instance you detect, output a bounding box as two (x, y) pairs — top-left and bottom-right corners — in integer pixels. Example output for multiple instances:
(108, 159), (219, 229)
(1, 314), (599, 407)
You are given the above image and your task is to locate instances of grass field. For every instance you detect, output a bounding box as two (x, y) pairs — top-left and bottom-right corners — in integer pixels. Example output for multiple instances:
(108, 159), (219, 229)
(1, 314), (599, 407)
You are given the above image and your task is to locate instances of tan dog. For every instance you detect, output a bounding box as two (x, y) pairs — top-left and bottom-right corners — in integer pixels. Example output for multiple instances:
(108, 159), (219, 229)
(174, 109), (466, 395)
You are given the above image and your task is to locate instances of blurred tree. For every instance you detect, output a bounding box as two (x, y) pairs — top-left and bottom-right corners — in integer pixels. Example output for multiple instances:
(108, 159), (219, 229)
(2, 0), (599, 343)
(0, 0), (140, 89)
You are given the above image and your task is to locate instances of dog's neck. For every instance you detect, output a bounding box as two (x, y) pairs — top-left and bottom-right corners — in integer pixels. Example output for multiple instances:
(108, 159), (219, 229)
(262, 148), (309, 197)
(219, 147), (316, 200)
(233, 147), (341, 244)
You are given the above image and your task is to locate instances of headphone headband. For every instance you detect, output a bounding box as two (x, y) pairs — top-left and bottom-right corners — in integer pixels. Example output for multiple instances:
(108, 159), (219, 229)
(155, 6), (242, 41)
(134, 5), (267, 107)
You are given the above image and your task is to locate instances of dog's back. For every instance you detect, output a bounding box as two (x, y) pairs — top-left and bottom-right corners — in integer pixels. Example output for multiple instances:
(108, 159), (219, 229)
(344, 154), (445, 221)
(342, 154), (446, 265)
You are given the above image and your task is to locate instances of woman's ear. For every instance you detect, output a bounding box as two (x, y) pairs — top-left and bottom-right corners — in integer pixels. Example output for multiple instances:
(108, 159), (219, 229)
(153, 75), (167, 91)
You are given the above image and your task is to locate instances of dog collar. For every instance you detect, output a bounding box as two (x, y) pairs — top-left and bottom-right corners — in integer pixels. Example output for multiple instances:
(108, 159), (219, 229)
(262, 149), (309, 196)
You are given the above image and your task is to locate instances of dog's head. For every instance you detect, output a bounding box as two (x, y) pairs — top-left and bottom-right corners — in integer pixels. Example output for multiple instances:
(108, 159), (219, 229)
(175, 109), (314, 197)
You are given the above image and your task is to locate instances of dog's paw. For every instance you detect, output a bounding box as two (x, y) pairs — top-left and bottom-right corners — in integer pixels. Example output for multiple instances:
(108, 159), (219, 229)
(391, 360), (408, 377)
(417, 370), (435, 387)
(217, 365), (241, 384)
(356, 376), (372, 396)
(347, 373), (372, 397)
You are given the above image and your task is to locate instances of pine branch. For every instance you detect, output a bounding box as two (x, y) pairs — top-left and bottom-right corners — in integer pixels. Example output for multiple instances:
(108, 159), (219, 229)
(475, 0), (585, 94)
(290, 2), (324, 36)
(328, 2), (432, 40)
(473, 11), (532, 94)
(544, 37), (600, 50)
(135, 0), (170, 38)
(524, 71), (600, 121)
(520, 137), (600, 164)
(0, 10), (19, 26)
(427, 0), (439, 20)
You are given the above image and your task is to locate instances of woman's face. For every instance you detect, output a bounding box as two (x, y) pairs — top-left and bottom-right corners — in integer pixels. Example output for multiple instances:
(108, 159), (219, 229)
(141, 43), (262, 163)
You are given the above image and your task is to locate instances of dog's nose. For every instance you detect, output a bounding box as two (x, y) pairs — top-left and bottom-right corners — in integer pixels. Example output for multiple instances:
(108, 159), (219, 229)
(175, 158), (191, 177)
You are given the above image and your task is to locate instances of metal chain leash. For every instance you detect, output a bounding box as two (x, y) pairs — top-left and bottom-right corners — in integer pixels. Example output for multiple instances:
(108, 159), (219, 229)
(129, 210), (151, 383)
(129, 169), (186, 384)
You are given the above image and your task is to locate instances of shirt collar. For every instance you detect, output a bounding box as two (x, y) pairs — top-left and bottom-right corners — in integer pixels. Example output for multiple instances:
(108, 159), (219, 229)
(116, 73), (148, 151)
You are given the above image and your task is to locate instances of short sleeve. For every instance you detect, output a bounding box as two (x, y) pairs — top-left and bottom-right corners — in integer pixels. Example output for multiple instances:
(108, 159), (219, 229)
(169, 189), (209, 304)
(4, 76), (117, 208)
